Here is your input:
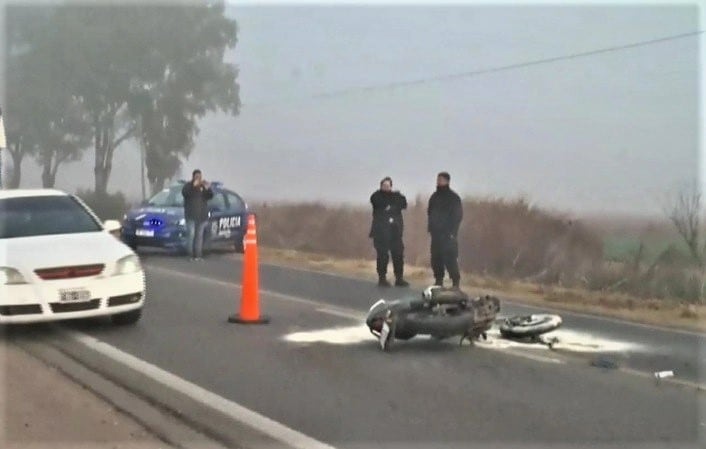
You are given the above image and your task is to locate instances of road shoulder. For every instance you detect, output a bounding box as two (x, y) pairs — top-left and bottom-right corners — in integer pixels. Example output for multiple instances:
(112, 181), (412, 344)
(1, 336), (226, 449)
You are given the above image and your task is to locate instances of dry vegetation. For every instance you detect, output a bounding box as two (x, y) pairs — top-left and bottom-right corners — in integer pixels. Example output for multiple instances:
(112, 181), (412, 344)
(252, 196), (705, 331)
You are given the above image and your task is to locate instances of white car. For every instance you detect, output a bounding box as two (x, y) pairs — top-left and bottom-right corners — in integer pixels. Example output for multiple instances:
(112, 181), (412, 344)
(0, 189), (145, 325)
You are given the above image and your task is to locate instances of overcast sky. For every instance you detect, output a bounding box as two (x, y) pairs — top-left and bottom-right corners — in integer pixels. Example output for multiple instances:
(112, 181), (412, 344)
(10, 1), (704, 217)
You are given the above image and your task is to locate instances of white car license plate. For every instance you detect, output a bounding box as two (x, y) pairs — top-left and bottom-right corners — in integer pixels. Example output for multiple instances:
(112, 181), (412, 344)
(135, 229), (154, 237)
(59, 289), (91, 302)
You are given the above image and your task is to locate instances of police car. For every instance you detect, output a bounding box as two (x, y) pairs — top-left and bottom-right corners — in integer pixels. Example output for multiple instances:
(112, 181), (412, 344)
(121, 181), (248, 253)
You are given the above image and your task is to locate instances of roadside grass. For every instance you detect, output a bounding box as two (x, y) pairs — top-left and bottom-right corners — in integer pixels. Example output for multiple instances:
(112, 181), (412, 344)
(257, 246), (706, 333)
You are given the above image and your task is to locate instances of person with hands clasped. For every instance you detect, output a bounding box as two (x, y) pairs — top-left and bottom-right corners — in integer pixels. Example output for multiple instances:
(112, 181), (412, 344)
(369, 177), (409, 288)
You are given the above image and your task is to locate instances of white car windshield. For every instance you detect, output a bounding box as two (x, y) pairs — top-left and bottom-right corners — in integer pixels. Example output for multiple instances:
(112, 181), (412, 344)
(0, 195), (103, 239)
(147, 187), (184, 207)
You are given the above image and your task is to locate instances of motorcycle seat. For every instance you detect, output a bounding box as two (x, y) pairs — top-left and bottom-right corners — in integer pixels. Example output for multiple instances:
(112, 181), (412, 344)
(425, 287), (470, 304)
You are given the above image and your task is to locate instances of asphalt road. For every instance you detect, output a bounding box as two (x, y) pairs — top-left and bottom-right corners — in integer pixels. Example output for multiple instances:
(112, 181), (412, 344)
(143, 251), (706, 383)
(48, 252), (705, 448)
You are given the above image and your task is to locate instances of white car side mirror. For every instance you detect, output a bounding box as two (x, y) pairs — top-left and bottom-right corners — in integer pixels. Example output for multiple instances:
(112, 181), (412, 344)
(103, 220), (122, 233)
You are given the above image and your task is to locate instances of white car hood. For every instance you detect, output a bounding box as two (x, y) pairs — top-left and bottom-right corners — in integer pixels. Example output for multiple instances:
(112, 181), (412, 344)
(0, 231), (133, 270)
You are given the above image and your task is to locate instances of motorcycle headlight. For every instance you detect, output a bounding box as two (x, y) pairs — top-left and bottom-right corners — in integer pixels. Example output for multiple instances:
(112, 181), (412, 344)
(115, 255), (141, 275)
(0, 267), (27, 285)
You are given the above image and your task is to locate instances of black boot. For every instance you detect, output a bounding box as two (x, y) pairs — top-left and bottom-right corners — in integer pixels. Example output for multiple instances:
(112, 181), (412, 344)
(378, 276), (391, 287)
(395, 278), (409, 287)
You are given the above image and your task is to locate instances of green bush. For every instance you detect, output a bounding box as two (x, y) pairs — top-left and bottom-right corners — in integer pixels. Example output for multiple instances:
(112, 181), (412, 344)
(75, 189), (129, 221)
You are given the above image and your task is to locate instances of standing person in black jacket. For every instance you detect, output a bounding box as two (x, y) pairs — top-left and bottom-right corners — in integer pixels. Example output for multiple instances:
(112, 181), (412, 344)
(369, 177), (409, 287)
(181, 169), (214, 261)
(427, 172), (463, 287)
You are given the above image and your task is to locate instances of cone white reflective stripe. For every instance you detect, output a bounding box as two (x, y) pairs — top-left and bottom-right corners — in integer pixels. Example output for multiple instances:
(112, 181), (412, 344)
(0, 107), (6, 148)
(0, 107), (5, 189)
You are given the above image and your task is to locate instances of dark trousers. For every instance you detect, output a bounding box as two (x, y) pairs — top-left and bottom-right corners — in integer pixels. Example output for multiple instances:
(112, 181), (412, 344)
(373, 231), (404, 280)
(430, 234), (460, 286)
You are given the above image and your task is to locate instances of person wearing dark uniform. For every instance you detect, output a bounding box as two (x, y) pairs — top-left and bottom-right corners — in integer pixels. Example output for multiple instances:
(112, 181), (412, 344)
(427, 172), (463, 287)
(181, 169), (214, 261)
(369, 177), (409, 287)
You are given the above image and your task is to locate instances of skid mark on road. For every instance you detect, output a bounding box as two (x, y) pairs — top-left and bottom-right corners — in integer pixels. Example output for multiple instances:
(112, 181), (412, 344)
(280, 324), (564, 364)
(315, 307), (363, 320)
(477, 329), (646, 354)
(283, 325), (371, 345)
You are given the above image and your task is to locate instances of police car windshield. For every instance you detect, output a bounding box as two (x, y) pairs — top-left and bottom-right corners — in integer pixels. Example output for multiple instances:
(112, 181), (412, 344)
(147, 187), (183, 207)
(0, 196), (103, 239)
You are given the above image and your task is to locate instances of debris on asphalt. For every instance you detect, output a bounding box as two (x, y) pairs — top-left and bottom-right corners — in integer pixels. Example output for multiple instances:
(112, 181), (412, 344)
(590, 357), (620, 369)
(654, 370), (675, 384)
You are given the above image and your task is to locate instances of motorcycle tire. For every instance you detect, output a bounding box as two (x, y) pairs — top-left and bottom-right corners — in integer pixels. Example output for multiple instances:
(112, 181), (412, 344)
(394, 330), (417, 341)
(499, 314), (562, 339)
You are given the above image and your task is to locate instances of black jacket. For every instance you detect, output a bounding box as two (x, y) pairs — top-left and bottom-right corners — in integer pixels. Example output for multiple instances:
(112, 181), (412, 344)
(427, 186), (463, 237)
(182, 182), (214, 222)
(369, 190), (407, 238)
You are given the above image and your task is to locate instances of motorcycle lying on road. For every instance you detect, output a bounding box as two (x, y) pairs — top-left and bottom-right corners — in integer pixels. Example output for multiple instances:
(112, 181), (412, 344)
(365, 286), (501, 351)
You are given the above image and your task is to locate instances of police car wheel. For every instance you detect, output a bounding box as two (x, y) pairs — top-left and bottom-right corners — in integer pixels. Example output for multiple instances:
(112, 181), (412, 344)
(235, 239), (244, 253)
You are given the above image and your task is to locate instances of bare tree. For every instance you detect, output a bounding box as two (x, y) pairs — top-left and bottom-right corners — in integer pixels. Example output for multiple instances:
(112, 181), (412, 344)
(666, 183), (704, 267)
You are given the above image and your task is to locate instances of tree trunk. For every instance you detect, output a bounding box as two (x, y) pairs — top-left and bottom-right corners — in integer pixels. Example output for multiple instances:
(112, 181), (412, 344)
(93, 115), (131, 196)
(40, 149), (54, 188)
(40, 151), (62, 188)
(94, 163), (110, 196)
(8, 146), (23, 189)
(94, 125), (112, 196)
(149, 177), (166, 197)
(41, 165), (57, 188)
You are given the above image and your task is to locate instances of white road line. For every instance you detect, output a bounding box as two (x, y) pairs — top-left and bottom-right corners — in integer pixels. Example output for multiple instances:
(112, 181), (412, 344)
(315, 307), (363, 320)
(147, 265), (362, 319)
(220, 256), (706, 338)
(64, 330), (338, 449)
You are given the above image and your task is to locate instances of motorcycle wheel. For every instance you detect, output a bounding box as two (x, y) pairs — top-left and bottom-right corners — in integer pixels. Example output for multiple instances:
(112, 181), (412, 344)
(499, 314), (562, 339)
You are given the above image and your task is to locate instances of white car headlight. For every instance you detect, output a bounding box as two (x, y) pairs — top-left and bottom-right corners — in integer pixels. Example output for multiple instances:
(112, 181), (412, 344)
(178, 218), (186, 226)
(0, 267), (27, 285)
(115, 255), (142, 276)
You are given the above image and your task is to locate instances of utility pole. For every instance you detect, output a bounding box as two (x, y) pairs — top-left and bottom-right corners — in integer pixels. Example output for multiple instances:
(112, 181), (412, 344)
(0, 107), (6, 190)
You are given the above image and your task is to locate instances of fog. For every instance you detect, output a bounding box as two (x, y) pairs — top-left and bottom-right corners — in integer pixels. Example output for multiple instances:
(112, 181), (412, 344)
(10, 3), (702, 217)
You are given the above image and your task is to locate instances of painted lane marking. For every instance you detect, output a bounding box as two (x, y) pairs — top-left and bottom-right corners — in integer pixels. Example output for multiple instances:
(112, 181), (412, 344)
(63, 330), (338, 449)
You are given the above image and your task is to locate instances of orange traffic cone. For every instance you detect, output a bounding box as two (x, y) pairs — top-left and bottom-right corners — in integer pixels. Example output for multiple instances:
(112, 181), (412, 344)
(228, 214), (270, 324)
